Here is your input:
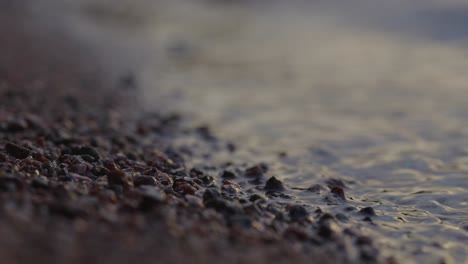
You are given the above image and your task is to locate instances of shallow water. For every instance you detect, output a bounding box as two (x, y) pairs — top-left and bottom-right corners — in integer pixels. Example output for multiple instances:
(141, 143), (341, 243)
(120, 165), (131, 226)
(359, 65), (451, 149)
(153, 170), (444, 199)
(69, 0), (468, 262)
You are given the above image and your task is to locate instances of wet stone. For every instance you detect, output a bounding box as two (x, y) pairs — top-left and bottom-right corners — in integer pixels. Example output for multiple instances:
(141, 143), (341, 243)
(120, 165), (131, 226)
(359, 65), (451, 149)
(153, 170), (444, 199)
(107, 168), (131, 187)
(330, 186), (346, 200)
(3, 118), (28, 132)
(203, 188), (221, 204)
(359, 207), (376, 216)
(31, 176), (49, 189)
(318, 220), (340, 239)
(249, 194), (265, 202)
(307, 184), (324, 192)
(71, 146), (101, 161)
(69, 163), (88, 175)
(5, 143), (31, 159)
(325, 178), (346, 188)
(264, 176), (285, 191)
(133, 176), (157, 187)
(288, 205), (309, 221)
(138, 186), (166, 211)
(174, 182), (197, 195)
(245, 164), (268, 178)
(221, 170), (236, 179)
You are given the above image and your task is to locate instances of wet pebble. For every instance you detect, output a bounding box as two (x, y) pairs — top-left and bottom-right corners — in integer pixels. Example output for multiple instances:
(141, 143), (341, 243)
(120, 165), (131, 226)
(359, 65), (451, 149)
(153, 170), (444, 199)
(264, 176), (284, 191)
(71, 146), (101, 161)
(307, 184), (325, 192)
(249, 194), (265, 202)
(359, 207), (376, 216)
(288, 205), (309, 221)
(133, 176), (157, 187)
(107, 167), (131, 187)
(221, 170), (236, 179)
(69, 163), (88, 175)
(203, 188), (221, 204)
(325, 178), (346, 188)
(138, 186), (166, 211)
(5, 143), (30, 159)
(245, 163), (268, 178)
(31, 176), (49, 189)
(330, 186), (346, 200)
(174, 182), (197, 195)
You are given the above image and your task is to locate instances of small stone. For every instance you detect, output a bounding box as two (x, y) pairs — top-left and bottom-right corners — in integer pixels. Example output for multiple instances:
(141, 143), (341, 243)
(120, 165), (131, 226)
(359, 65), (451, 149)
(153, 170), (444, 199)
(31, 176), (49, 189)
(359, 207), (376, 216)
(288, 205), (309, 221)
(330, 186), (346, 200)
(222, 180), (242, 194)
(325, 178), (346, 188)
(249, 194), (265, 202)
(156, 172), (173, 186)
(107, 167), (131, 187)
(203, 189), (221, 204)
(318, 220), (341, 239)
(71, 146), (100, 161)
(138, 186), (166, 211)
(245, 163), (268, 178)
(69, 163), (88, 175)
(264, 176), (284, 191)
(5, 143), (30, 159)
(174, 183), (196, 195)
(221, 170), (236, 179)
(133, 176), (157, 187)
(307, 184), (324, 192)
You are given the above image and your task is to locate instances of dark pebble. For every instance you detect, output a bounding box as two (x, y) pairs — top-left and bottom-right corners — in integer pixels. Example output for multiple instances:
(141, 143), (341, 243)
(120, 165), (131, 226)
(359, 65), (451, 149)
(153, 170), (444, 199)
(288, 205), (309, 221)
(72, 146), (100, 161)
(107, 168), (130, 187)
(5, 143), (30, 159)
(330, 186), (346, 200)
(336, 213), (349, 222)
(249, 194), (265, 202)
(319, 213), (335, 223)
(203, 188), (221, 204)
(69, 163), (88, 175)
(189, 168), (204, 177)
(359, 207), (376, 216)
(318, 221), (340, 239)
(31, 176), (49, 189)
(174, 183), (196, 195)
(356, 236), (373, 245)
(325, 178), (346, 188)
(264, 176), (284, 191)
(3, 118), (28, 132)
(133, 176), (157, 187)
(221, 170), (236, 179)
(245, 163), (268, 178)
(138, 186), (166, 211)
(307, 184), (324, 192)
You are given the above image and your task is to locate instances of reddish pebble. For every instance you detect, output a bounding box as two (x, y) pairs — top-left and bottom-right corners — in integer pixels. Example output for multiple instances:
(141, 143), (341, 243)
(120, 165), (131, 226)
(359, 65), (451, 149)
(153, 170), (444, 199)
(330, 186), (346, 200)
(174, 183), (196, 195)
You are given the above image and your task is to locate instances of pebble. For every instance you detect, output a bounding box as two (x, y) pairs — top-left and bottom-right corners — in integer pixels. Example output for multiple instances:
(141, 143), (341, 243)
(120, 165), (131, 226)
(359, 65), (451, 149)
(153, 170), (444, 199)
(221, 170), (236, 179)
(288, 205), (309, 221)
(5, 142), (31, 159)
(107, 167), (131, 187)
(174, 182), (197, 195)
(249, 194), (265, 202)
(133, 176), (157, 187)
(359, 207), (376, 216)
(330, 186), (346, 200)
(264, 176), (285, 191)
(245, 163), (268, 178)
